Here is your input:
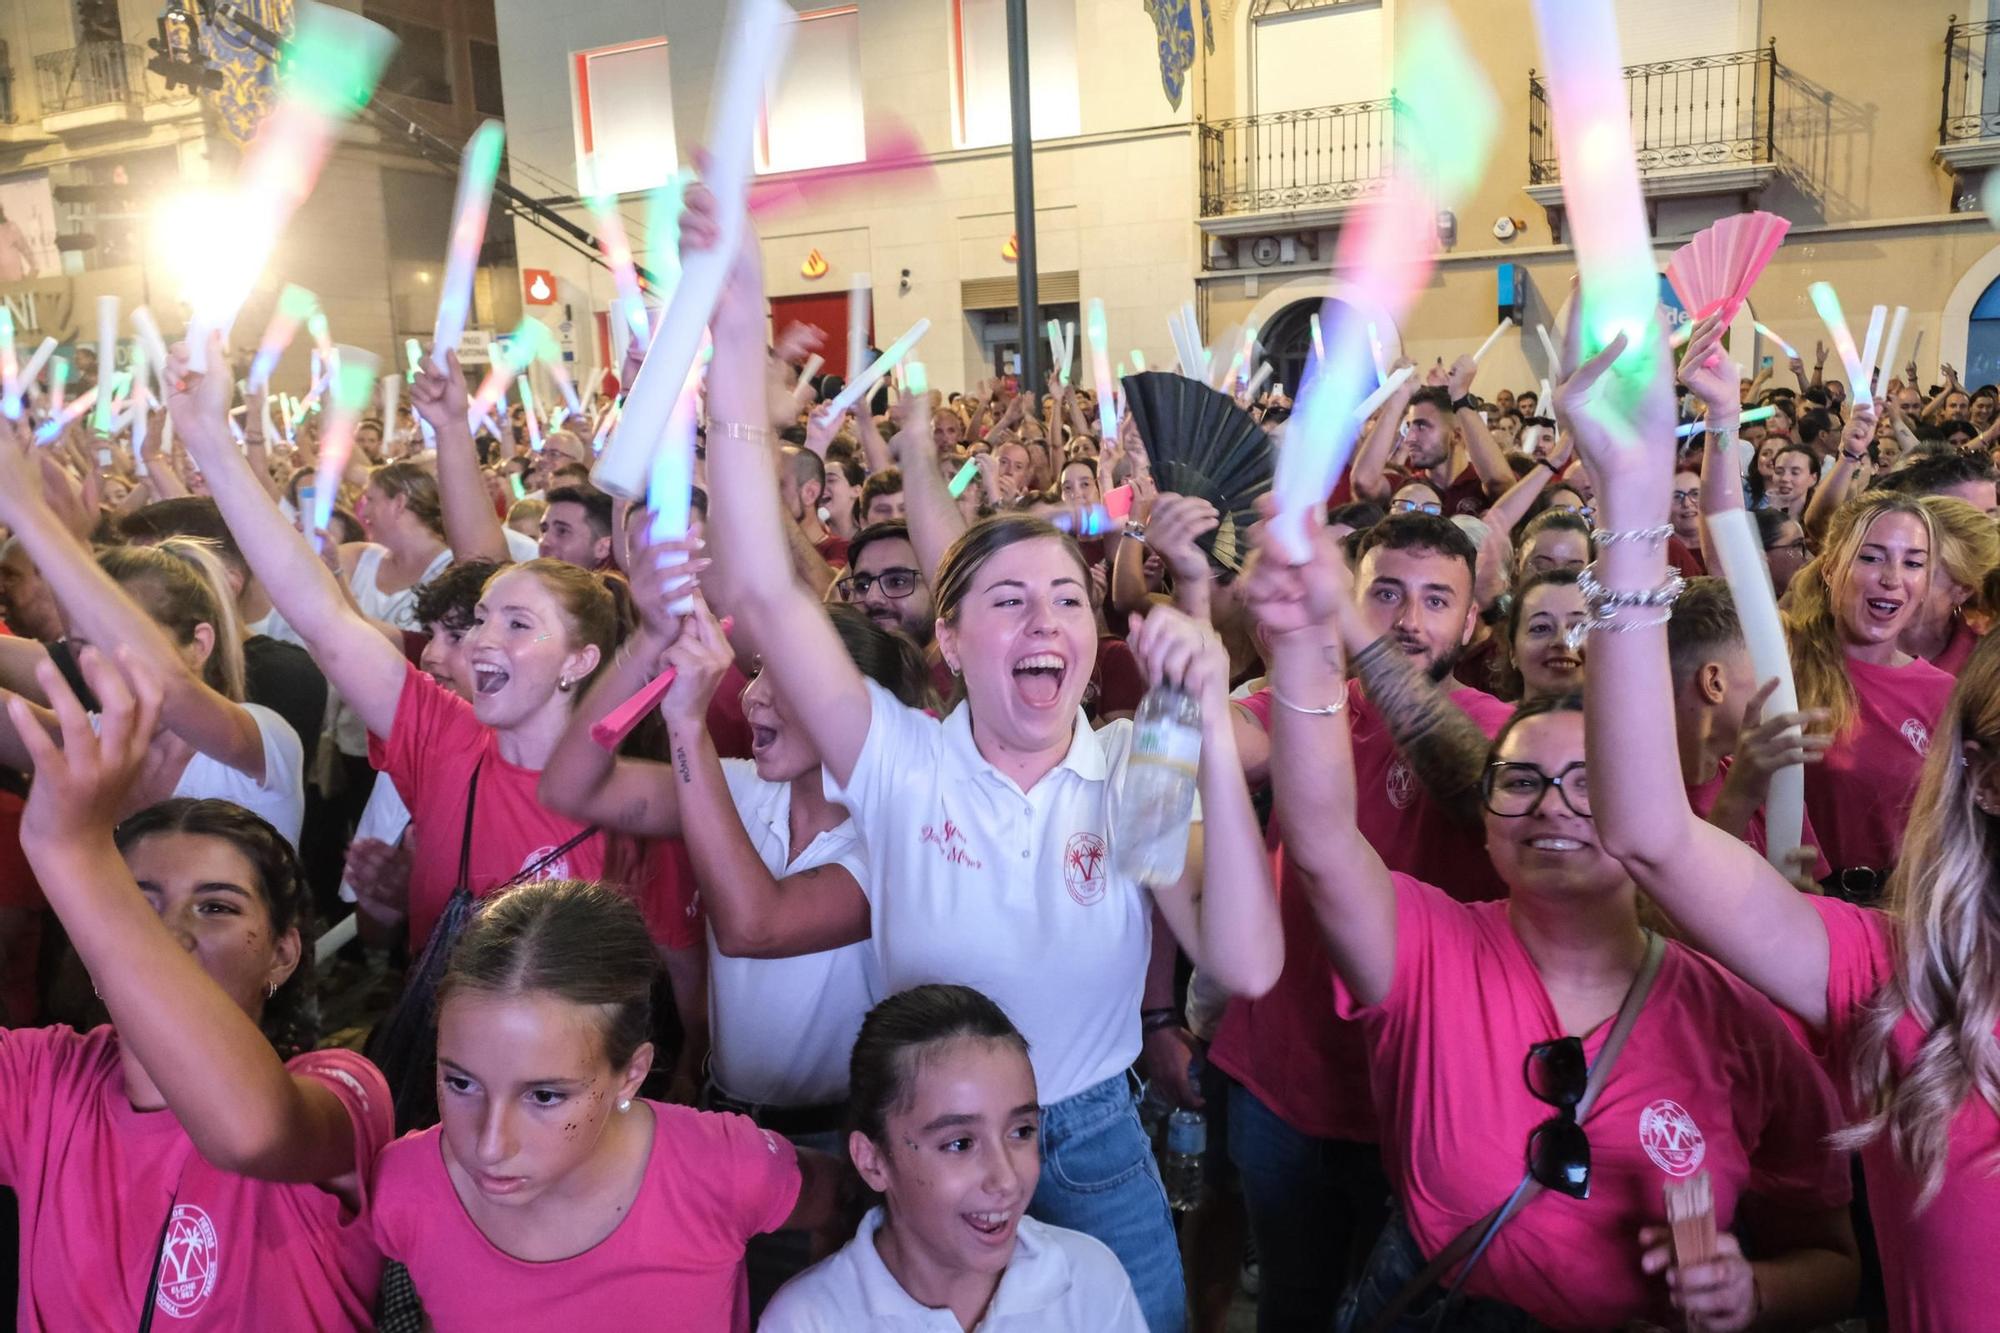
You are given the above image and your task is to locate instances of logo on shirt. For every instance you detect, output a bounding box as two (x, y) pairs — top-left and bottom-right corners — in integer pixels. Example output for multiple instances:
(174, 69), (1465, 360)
(519, 845), (575, 882)
(919, 818), (985, 870)
(1386, 758), (1416, 810)
(1901, 718), (1932, 756)
(1064, 831), (1109, 905)
(1638, 1099), (1707, 1178)
(154, 1204), (220, 1319)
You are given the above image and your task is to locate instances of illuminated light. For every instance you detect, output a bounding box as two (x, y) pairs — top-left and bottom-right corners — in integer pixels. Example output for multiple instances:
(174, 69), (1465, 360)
(1001, 234), (1019, 262)
(435, 120), (506, 370)
(800, 249), (829, 280)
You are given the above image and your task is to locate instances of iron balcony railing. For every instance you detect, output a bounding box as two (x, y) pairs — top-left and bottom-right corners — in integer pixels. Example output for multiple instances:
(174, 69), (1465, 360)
(1529, 42), (1776, 184)
(35, 42), (146, 116)
(1198, 97), (1394, 218)
(1942, 17), (2000, 144)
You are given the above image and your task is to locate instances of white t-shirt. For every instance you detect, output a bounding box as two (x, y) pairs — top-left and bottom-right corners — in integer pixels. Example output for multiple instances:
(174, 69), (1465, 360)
(172, 702), (307, 846)
(823, 679), (1161, 1106)
(503, 527), (540, 563)
(708, 761), (878, 1108)
(335, 773), (413, 905)
(761, 1206), (1145, 1332)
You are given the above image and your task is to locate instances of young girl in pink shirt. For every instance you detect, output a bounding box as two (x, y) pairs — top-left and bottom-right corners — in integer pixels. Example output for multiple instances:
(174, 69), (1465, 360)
(1588, 309), (2000, 1333)
(1, 646), (390, 1331)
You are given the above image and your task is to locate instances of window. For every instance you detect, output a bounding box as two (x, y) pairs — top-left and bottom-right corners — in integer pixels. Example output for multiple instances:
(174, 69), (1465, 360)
(469, 39), (505, 118)
(572, 38), (679, 197)
(950, 0), (1079, 149)
(758, 7), (865, 175)
(1253, 1), (1384, 117)
(367, 9), (454, 105)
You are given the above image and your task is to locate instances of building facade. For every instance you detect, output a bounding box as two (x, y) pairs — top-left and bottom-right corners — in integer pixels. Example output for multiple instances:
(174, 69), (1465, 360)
(0, 0), (518, 385)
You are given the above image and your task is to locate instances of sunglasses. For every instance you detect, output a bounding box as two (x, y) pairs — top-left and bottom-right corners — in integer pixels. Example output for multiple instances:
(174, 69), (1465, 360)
(1524, 1035), (1592, 1198)
(1482, 761), (1591, 818)
(1391, 499), (1442, 515)
(835, 568), (922, 601)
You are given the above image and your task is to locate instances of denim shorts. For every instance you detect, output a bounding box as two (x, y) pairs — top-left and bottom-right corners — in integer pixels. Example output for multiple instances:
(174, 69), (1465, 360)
(1029, 1071), (1188, 1333)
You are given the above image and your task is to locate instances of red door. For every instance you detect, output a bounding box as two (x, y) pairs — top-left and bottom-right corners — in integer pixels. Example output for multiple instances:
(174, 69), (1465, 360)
(769, 291), (865, 381)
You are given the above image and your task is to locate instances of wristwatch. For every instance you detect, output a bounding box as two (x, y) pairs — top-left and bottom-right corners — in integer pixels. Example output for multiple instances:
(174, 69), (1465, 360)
(1451, 394), (1479, 413)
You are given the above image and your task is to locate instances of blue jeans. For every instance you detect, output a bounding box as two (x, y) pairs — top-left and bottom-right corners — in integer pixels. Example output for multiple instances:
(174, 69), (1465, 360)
(1030, 1072), (1188, 1333)
(1229, 1082), (1391, 1333)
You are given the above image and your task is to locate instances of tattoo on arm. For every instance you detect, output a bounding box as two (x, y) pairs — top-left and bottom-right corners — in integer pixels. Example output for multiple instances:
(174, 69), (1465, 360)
(1349, 635), (1490, 827)
(674, 746), (692, 784)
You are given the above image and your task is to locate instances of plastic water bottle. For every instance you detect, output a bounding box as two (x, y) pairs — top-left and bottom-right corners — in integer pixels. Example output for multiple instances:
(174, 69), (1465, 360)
(1163, 1108), (1206, 1212)
(1114, 686), (1202, 886)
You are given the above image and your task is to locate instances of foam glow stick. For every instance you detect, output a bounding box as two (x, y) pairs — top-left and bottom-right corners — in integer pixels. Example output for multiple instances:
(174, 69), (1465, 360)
(404, 338), (423, 384)
(248, 284), (319, 392)
(1472, 319), (1512, 365)
(93, 295), (119, 436)
(792, 352), (824, 405)
(1707, 507), (1804, 863)
(1310, 312), (1326, 364)
(1808, 283), (1870, 395)
(1535, 323), (1561, 376)
(48, 356), (68, 416)
(583, 160), (649, 340)
(1245, 363), (1274, 400)
(432, 120), (505, 372)
(595, 0), (792, 500)
(1131, 349), (1147, 373)
(128, 352), (150, 463)
(589, 613), (736, 750)
(847, 273), (873, 385)
(1540, 377), (1554, 425)
(187, 3), (396, 372)
(592, 396), (622, 450)
(129, 307), (171, 400)
(1911, 329), (1925, 376)
(747, 118), (933, 218)
(1753, 322), (1798, 359)
(518, 377), (543, 450)
(306, 311), (334, 367)
(311, 348), (380, 548)
(1367, 322), (1387, 382)
(1878, 307), (1909, 393)
(380, 372), (400, 450)
(34, 388), (95, 445)
(1352, 365), (1415, 422)
(1530, 0), (1662, 427)
(1063, 321), (1078, 386)
(0, 309), (17, 410)
(1088, 299), (1119, 441)
(277, 394), (295, 442)
(822, 319), (930, 421)
(1046, 318), (1064, 379)
(2, 338), (52, 421)
(1675, 404), (1776, 439)
(645, 364), (701, 618)
(1857, 305), (1886, 397)
(947, 458), (980, 498)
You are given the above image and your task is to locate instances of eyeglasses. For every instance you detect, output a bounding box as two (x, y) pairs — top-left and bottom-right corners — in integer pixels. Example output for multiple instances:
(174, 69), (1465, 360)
(1391, 499), (1442, 515)
(1766, 537), (1807, 556)
(1671, 489), (1700, 505)
(1481, 760), (1591, 818)
(1524, 1036), (1592, 1198)
(835, 568), (922, 601)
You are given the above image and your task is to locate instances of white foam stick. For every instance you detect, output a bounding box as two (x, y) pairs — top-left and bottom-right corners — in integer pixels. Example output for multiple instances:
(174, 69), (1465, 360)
(1063, 320), (1078, 386)
(1365, 321), (1386, 381)
(1183, 302), (1207, 381)
(792, 352), (823, 404)
(1911, 329), (1925, 377)
(129, 307), (172, 401)
(1878, 306), (1909, 394)
(848, 273), (872, 384)
(1471, 319), (1512, 364)
(2, 338), (55, 418)
(1535, 322), (1561, 374)
(1858, 305), (1886, 397)
(1245, 362), (1274, 400)
(93, 295), (120, 437)
(315, 913), (358, 966)
(433, 121), (506, 373)
(1707, 507), (1804, 864)
(380, 372), (400, 449)
(1166, 309), (1195, 377)
(593, 0), (793, 499)
(1540, 377), (1554, 427)
(822, 319), (930, 420)
(648, 367), (701, 615)
(1352, 365), (1415, 423)
(1753, 322), (1798, 360)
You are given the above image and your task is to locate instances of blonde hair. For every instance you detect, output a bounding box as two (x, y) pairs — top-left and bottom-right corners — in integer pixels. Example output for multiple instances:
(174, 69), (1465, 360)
(367, 460), (445, 537)
(1920, 494), (2000, 618)
(1783, 492), (1939, 736)
(97, 538), (247, 702)
(1835, 635), (2000, 1205)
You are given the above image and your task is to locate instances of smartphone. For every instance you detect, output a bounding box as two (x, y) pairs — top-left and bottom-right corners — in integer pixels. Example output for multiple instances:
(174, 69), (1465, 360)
(48, 639), (102, 713)
(1761, 355), (1775, 369)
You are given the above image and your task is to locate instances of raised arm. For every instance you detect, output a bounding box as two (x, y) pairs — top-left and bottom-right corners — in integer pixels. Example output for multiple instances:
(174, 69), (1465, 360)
(687, 186), (873, 786)
(890, 396), (967, 584)
(1447, 355), (1512, 497)
(0, 419), (265, 779)
(855, 404), (896, 477)
(1125, 605), (1281, 998)
(239, 387), (290, 505)
(1803, 405), (1878, 546)
(165, 338), (410, 740)
(660, 603), (869, 958)
(416, 353), (510, 564)
(1347, 362), (1418, 504)
(1241, 523), (1397, 1004)
(13, 649), (363, 1194)
(1567, 300), (1831, 1028)
(1481, 434), (1569, 537)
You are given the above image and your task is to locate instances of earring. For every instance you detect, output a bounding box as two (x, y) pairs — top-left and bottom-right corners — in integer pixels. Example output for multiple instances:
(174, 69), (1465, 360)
(268, 982), (279, 998)
(617, 1097), (632, 1113)
(558, 675), (573, 693)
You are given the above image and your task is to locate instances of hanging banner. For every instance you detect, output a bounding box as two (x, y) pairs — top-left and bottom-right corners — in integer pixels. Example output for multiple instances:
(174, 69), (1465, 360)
(203, 0), (298, 147)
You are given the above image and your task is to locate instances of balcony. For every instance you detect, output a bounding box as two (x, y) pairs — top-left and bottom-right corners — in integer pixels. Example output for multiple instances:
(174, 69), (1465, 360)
(1197, 97), (1394, 236)
(35, 43), (149, 134)
(1526, 42), (1778, 234)
(1939, 18), (2000, 182)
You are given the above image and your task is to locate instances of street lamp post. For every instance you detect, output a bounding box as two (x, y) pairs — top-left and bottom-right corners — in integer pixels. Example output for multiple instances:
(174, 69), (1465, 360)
(1005, 0), (1041, 392)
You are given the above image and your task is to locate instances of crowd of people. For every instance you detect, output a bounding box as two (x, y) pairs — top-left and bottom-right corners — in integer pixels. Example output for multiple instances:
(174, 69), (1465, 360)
(2, 179), (1999, 1333)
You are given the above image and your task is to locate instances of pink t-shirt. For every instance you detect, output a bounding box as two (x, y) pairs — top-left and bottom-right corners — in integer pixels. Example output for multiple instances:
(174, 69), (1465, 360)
(1809, 895), (2000, 1332)
(0, 1026), (390, 1331)
(369, 662), (700, 954)
(1208, 686), (1510, 1144)
(372, 1101), (801, 1332)
(1685, 756), (1833, 879)
(1803, 655), (1953, 874)
(1929, 614), (1982, 678)
(1340, 876), (1850, 1329)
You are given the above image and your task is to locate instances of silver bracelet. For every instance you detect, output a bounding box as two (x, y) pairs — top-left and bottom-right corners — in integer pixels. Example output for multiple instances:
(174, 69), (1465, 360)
(1271, 684), (1349, 717)
(1589, 523), (1674, 547)
(1569, 562), (1685, 647)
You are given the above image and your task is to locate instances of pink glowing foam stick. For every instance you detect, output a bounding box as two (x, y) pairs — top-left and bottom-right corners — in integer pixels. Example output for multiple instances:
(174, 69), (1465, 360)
(433, 120), (506, 373)
(583, 160), (650, 342)
(595, 0), (793, 500)
(310, 347), (380, 549)
(187, 3), (396, 373)
(1808, 283), (1870, 396)
(590, 616), (736, 750)
(746, 120), (933, 220)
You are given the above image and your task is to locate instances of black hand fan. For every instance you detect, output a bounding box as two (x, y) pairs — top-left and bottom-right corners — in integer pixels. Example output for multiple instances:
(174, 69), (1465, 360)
(1121, 371), (1274, 573)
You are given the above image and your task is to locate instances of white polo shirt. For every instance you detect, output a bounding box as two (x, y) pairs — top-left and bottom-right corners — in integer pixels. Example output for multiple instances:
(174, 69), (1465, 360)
(824, 679), (1163, 1106)
(759, 1206), (1146, 1332)
(709, 759), (879, 1108)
